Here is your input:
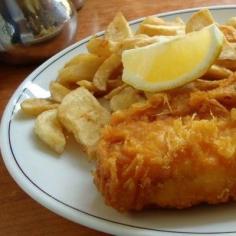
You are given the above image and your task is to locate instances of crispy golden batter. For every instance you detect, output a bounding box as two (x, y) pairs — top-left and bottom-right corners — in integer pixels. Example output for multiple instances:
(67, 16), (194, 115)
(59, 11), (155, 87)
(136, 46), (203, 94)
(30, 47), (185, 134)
(94, 74), (236, 211)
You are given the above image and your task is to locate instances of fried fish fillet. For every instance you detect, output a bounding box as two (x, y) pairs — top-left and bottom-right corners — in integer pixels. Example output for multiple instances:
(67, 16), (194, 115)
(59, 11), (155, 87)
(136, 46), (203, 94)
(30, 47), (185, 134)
(94, 74), (236, 211)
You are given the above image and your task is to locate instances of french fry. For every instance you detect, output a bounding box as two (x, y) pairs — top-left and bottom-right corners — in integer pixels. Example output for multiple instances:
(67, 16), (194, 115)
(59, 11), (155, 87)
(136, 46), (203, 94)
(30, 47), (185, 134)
(87, 37), (111, 58)
(50, 82), (70, 102)
(219, 25), (236, 43)
(105, 12), (133, 42)
(34, 109), (66, 154)
(104, 84), (127, 99)
(230, 108), (236, 121)
(107, 77), (124, 90)
(110, 86), (145, 111)
(216, 59), (236, 71)
(21, 98), (58, 116)
(141, 16), (184, 26)
(138, 24), (184, 36)
(203, 65), (232, 80)
(219, 41), (236, 60)
(93, 54), (121, 91)
(226, 17), (236, 29)
(111, 34), (171, 54)
(185, 8), (215, 33)
(217, 41), (236, 70)
(137, 16), (185, 36)
(57, 54), (104, 86)
(64, 54), (98, 67)
(141, 16), (166, 25)
(58, 87), (111, 151)
(76, 80), (97, 93)
(109, 34), (176, 55)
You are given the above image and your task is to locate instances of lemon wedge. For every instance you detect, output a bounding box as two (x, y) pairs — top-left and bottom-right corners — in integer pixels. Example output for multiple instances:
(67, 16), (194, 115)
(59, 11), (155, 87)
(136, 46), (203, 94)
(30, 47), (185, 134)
(122, 24), (224, 92)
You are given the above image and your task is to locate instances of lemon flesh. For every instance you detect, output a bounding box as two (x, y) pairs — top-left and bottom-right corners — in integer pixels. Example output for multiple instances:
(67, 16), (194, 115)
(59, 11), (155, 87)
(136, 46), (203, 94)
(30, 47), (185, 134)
(122, 24), (224, 92)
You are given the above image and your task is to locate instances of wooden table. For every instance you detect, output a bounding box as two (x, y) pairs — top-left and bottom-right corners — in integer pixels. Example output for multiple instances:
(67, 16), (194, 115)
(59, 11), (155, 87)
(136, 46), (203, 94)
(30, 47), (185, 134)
(0, 0), (234, 235)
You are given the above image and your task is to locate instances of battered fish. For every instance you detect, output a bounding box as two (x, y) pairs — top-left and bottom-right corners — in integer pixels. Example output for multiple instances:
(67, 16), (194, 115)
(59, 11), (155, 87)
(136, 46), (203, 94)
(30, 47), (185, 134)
(94, 74), (236, 211)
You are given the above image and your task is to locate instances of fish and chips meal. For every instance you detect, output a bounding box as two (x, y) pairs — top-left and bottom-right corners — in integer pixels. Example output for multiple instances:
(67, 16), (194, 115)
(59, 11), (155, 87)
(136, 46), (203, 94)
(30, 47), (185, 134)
(21, 9), (236, 211)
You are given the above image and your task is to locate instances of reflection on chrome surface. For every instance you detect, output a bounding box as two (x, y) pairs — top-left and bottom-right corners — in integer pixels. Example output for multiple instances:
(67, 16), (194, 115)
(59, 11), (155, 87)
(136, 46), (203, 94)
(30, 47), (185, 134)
(0, 0), (78, 64)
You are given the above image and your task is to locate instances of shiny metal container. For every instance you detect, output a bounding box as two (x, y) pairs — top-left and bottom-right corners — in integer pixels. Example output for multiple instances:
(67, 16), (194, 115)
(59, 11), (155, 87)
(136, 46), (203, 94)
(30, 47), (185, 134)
(0, 0), (78, 64)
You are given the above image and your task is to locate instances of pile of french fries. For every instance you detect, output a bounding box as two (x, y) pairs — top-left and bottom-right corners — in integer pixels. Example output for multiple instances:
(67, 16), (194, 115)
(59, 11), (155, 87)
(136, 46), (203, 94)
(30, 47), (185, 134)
(21, 9), (236, 156)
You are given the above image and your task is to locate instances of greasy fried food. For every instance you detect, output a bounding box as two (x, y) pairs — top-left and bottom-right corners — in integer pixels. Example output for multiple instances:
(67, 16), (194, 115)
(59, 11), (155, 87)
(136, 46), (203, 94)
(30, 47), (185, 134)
(109, 86), (145, 111)
(185, 8), (215, 33)
(49, 82), (71, 102)
(76, 80), (97, 93)
(94, 74), (236, 211)
(138, 24), (184, 36)
(21, 98), (59, 116)
(57, 54), (104, 86)
(109, 34), (166, 54)
(226, 17), (236, 28)
(58, 87), (111, 152)
(105, 12), (133, 42)
(138, 16), (185, 36)
(19, 9), (236, 211)
(219, 25), (236, 42)
(216, 41), (236, 70)
(203, 64), (232, 80)
(93, 54), (121, 91)
(87, 37), (112, 58)
(34, 109), (66, 154)
(95, 112), (236, 211)
(218, 41), (236, 61)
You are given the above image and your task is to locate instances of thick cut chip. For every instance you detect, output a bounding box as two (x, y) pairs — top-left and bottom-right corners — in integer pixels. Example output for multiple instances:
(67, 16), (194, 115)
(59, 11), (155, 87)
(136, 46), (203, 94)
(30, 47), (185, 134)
(185, 9), (215, 33)
(21, 98), (58, 116)
(49, 82), (70, 102)
(57, 54), (104, 86)
(107, 77), (124, 90)
(93, 54), (121, 91)
(110, 34), (174, 54)
(219, 25), (236, 43)
(34, 109), (66, 154)
(76, 80), (97, 93)
(110, 86), (145, 111)
(87, 37), (111, 58)
(231, 108), (236, 121)
(141, 16), (166, 25)
(217, 41), (236, 70)
(226, 17), (236, 29)
(141, 16), (184, 26)
(137, 16), (185, 36)
(105, 12), (133, 42)
(219, 41), (236, 60)
(64, 54), (103, 67)
(203, 64), (232, 80)
(138, 24), (184, 36)
(216, 59), (236, 71)
(108, 34), (150, 53)
(104, 84), (127, 99)
(118, 34), (158, 50)
(58, 87), (111, 151)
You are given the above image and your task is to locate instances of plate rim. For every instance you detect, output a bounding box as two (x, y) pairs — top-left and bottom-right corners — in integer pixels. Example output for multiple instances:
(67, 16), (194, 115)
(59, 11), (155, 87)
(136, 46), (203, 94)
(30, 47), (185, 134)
(1, 5), (236, 235)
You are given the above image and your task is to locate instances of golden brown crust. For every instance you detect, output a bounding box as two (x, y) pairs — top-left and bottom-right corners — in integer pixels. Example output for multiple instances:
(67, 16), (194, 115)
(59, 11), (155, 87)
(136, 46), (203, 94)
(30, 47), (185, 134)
(94, 74), (236, 211)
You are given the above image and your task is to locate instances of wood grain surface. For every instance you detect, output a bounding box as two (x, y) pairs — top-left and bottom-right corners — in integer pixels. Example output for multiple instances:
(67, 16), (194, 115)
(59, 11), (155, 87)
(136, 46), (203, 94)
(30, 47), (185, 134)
(0, 0), (234, 235)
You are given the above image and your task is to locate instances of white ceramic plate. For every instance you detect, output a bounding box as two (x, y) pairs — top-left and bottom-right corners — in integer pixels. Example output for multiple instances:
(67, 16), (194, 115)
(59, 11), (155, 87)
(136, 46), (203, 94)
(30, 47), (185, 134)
(2, 5), (236, 236)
